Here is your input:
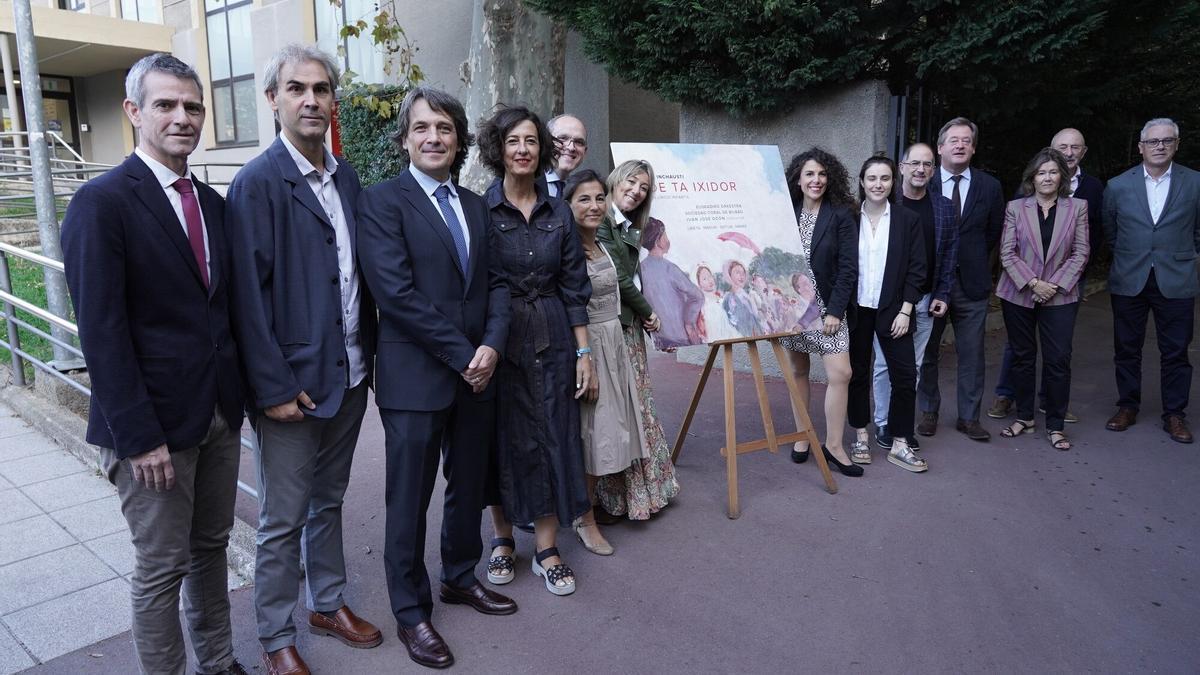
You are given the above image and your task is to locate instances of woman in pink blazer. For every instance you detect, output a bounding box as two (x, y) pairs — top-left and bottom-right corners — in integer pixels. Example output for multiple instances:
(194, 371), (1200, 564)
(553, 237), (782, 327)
(996, 148), (1090, 450)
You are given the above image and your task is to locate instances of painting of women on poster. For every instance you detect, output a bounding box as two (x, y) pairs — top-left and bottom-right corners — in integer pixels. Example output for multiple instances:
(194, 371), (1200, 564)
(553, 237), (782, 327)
(611, 142), (818, 351)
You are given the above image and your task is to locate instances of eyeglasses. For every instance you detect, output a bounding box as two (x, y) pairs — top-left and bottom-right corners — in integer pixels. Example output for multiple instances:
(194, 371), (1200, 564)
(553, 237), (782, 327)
(902, 160), (934, 169)
(554, 135), (587, 149)
(1139, 137), (1178, 148)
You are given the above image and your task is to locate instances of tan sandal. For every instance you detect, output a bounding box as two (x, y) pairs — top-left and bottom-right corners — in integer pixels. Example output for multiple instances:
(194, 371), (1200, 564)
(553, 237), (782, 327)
(1047, 430), (1071, 451)
(1000, 419), (1036, 438)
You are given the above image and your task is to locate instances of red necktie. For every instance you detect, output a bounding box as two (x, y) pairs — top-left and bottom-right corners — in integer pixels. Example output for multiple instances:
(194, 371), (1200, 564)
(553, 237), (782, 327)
(172, 177), (209, 287)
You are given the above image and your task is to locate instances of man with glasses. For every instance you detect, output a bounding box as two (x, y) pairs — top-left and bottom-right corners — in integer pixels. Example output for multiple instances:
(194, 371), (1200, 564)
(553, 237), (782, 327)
(873, 143), (958, 450)
(1102, 117), (1199, 444)
(542, 114), (588, 198)
(988, 127), (1104, 422)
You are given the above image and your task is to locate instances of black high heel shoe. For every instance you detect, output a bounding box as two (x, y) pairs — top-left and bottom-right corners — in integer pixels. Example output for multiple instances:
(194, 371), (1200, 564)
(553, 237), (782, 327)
(822, 445), (864, 477)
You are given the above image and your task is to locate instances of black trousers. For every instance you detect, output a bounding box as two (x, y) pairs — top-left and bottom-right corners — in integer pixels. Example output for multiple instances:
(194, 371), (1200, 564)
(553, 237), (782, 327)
(1111, 270), (1195, 418)
(381, 394), (494, 627)
(849, 305), (917, 437)
(1000, 299), (1079, 431)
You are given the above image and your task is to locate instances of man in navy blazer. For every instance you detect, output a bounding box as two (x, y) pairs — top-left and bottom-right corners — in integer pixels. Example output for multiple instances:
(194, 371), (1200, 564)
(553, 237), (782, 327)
(226, 45), (381, 675)
(60, 54), (246, 675)
(1103, 117), (1200, 443)
(918, 117), (1005, 441)
(356, 86), (514, 669)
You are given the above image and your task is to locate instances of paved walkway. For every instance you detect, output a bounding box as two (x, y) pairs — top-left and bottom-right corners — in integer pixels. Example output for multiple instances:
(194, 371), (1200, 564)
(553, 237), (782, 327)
(0, 404), (130, 673)
(3, 293), (1199, 673)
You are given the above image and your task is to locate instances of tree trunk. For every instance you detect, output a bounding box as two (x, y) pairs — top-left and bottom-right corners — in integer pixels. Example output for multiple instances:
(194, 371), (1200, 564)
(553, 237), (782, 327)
(460, 0), (565, 192)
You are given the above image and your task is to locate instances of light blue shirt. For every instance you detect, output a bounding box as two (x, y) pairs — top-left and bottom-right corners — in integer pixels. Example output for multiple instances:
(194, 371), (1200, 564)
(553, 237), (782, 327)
(409, 165), (471, 250)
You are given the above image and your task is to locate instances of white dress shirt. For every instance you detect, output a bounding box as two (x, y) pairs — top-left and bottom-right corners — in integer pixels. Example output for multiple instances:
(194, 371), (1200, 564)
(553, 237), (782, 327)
(1144, 163), (1173, 224)
(134, 147), (210, 279)
(857, 202), (891, 309)
(545, 169), (565, 198)
(1069, 166), (1081, 197)
(280, 134), (366, 388)
(410, 165), (471, 250)
(939, 166), (972, 214)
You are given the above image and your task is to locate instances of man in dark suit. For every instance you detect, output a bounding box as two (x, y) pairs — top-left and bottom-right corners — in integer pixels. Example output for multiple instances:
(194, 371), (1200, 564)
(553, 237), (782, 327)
(989, 127), (1103, 422)
(60, 53), (247, 675)
(226, 45), (381, 675)
(1103, 117), (1199, 443)
(917, 117), (1005, 441)
(357, 86), (515, 669)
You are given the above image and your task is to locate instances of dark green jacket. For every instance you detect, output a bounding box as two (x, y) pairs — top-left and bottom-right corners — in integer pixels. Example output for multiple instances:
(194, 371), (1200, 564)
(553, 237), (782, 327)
(597, 215), (654, 326)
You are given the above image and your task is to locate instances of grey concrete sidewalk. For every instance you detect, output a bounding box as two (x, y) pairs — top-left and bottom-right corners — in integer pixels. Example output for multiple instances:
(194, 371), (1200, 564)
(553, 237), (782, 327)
(0, 403), (131, 674)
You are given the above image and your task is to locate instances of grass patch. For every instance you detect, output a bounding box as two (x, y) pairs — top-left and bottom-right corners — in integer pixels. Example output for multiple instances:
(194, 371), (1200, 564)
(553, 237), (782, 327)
(0, 255), (68, 380)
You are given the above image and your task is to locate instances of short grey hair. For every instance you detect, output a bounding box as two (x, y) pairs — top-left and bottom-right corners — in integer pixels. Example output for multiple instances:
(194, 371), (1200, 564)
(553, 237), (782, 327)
(263, 44), (341, 96)
(1140, 117), (1180, 140)
(937, 116), (979, 146)
(125, 53), (203, 108)
(547, 113), (584, 136)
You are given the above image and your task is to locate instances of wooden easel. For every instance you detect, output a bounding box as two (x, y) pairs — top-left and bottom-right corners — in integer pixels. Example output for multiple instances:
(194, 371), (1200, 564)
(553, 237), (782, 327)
(670, 336), (838, 518)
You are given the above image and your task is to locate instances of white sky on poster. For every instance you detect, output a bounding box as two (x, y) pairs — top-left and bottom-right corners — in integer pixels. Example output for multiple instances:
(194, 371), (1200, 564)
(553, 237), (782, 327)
(609, 143), (803, 275)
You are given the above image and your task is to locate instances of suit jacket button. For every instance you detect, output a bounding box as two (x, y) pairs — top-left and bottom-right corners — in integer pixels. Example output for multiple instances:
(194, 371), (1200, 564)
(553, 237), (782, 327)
(336, 318), (342, 326)
(327, 237), (334, 244)
(331, 276), (338, 284)
(337, 359), (345, 367)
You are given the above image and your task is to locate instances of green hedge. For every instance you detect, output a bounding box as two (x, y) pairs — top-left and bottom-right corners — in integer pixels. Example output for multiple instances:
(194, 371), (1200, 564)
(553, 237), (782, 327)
(336, 84), (410, 188)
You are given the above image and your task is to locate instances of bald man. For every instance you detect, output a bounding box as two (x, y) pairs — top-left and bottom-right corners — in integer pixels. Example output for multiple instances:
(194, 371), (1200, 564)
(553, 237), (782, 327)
(988, 127), (1104, 422)
(542, 114), (588, 198)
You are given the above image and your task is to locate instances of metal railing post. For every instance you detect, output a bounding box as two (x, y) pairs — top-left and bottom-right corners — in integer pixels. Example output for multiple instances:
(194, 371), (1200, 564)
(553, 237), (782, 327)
(0, 250), (25, 384)
(10, 0), (80, 370)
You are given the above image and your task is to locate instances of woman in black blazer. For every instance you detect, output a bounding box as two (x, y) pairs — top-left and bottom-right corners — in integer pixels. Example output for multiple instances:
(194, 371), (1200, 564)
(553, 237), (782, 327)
(846, 156), (928, 472)
(779, 147), (862, 477)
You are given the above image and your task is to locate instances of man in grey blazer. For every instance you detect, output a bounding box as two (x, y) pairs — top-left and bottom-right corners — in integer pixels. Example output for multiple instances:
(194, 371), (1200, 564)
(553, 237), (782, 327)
(227, 45), (381, 674)
(1103, 117), (1200, 444)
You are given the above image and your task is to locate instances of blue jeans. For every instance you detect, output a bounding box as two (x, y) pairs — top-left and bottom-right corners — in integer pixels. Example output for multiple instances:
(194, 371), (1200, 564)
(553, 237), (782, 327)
(873, 294), (933, 430)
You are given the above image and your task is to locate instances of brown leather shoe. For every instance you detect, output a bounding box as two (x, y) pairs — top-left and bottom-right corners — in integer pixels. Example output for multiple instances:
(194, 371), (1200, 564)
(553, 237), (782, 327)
(917, 412), (938, 436)
(439, 582), (518, 615)
(308, 606), (383, 648)
(262, 647), (309, 675)
(397, 621), (454, 669)
(1106, 407), (1137, 431)
(955, 418), (991, 441)
(1164, 415), (1194, 443)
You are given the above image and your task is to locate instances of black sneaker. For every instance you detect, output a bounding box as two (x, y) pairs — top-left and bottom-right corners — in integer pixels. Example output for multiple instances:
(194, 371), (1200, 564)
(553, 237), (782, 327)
(875, 427), (893, 449)
(906, 435), (921, 452)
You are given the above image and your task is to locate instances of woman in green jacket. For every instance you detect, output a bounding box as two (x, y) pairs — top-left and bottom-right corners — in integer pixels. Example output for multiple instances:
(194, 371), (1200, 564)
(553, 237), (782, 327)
(594, 159), (680, 520)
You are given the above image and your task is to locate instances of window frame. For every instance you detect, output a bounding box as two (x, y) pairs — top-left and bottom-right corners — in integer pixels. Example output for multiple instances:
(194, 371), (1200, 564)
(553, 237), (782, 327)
(206, 0), (258, 147)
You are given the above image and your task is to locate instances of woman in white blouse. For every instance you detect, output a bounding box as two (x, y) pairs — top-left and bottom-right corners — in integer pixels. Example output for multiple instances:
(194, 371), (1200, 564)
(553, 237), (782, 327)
(846, 156), (928, 472)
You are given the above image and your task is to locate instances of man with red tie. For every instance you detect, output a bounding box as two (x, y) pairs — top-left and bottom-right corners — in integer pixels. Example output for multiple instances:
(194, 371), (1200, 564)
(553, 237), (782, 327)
(61, 53), (246, 675)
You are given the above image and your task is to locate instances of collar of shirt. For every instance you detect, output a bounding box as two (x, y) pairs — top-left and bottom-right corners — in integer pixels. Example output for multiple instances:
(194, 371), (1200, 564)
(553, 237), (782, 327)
(860, 200), (892, 224)
(545, 169), (563, 184)
(939, 165), (972, 187)
(1143, 163), (1173, 184)
(610, 203), (632, 231)
(410, 164), (457, 199)
(280, 132), (337, 181)
(135, 147), (192, 188)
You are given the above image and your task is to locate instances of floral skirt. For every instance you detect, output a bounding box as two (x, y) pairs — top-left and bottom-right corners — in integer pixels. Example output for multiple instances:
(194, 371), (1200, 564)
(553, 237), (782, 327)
(595, 325), (680, 520)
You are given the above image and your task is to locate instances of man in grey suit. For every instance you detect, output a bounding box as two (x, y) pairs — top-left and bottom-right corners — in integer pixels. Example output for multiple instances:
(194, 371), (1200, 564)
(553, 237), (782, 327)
(227, 45), (381, 674)
(1103, 117), (1200, 444)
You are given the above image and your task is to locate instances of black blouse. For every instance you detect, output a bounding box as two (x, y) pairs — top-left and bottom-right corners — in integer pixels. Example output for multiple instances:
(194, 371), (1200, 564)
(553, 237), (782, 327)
(1037, 203), (1056, 256)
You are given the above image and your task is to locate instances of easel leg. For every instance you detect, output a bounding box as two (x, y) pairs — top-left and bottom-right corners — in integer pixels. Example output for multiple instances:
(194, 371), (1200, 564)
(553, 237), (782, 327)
(746, 341), (778, 454)
(722, 343), (740, 518)
(671, 344), (719, 463)
(770, 339), (838, 494)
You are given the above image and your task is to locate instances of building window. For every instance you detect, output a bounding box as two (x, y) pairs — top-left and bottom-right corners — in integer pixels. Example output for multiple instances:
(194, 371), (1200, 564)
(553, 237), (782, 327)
(206, 0), (257, 145)
(121, 0), (161, 23)
(315, 0), (385, 85)
(57, 0), (86, 10)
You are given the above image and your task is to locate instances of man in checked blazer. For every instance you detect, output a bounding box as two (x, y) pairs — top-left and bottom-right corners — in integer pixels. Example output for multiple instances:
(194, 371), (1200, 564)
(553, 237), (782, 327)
(1102, 117), (1200, 443)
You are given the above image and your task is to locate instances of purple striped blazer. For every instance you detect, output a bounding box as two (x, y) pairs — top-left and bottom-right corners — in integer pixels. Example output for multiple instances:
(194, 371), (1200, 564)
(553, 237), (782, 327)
(995, 196), (1090, 308)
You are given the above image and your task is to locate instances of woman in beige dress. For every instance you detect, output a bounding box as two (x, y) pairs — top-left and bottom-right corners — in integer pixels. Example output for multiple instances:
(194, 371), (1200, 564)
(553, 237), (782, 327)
(563, 169), (648, 555)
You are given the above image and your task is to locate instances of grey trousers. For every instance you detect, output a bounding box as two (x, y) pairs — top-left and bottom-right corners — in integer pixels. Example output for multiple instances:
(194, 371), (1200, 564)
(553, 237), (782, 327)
(919, 285), (989, 422)
(253, 382), (367, 652)
(101, 408), (240, 675)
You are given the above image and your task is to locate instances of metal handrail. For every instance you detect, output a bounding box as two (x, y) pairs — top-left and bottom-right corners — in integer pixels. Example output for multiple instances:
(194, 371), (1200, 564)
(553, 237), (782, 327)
(0, 240), (259, 499)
